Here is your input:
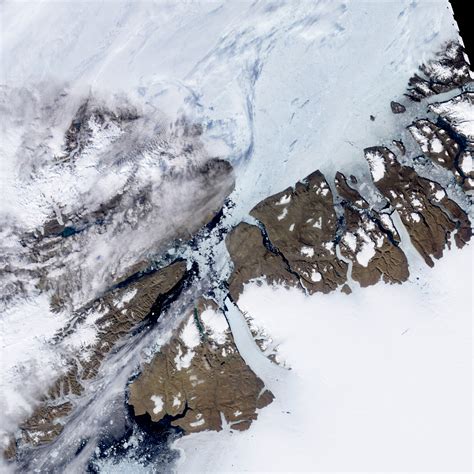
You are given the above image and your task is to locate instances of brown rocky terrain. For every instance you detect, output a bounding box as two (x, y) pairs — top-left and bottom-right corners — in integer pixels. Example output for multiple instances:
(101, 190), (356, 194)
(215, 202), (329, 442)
(7, 41), (473, 469)
(405, 41), (472, 101)
(225, 222), (300, 302)
(334, 172), (409, 287)
(227, 142), (471, 300)
(428, 93), (474, 193)
(128, 299), (273, 433)
(364, 146), (471, 266)
(27, 156), (234, 310)
(408, 119), (473, 191)
(390, 101), (406, 114)
(409, 119), (460, 167)
(458, 149), (474, 192)
(3, 94), (236, 313)
(429, 92), (474, 141)
(60, 99), (139, 161)
(393, 139), (406, 156)
(2, 97), (238, 463)
(249, 171), (348, 294)
(226, 170), (350, 300)
(242, 311), (287, 367)
(13, 261), (187, 451)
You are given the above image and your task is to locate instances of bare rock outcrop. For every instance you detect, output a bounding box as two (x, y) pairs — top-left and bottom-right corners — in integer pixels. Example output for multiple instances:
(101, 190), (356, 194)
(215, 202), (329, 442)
(390, 101), (406, 114)
(409, 119), (460, 168)
(5, 96), (236, 312)
(392, 140), (406, 156)
(17, 261), (188, 448)
(429, 92), (474, 142)
(225, 222), (299, 301)
(364, 146), (471, 266)
(334, 172), (409, 287)
(406, 41), (472, 102)
(128, 300), (273, 433)
(61, 99), (139, 161)
(249, 171), (348, 294)
(458, 150), (474, 192)
(428, 93), (474, 192)
(408, 119), (473, 192)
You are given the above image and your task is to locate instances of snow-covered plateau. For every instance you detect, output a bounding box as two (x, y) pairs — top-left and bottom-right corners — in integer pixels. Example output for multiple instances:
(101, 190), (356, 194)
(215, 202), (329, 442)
(176, 244), (472, 473)
(0, 0), (473, 473)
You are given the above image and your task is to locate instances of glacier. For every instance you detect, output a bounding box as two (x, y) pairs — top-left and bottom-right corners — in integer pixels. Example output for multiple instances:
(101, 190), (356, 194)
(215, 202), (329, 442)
(0, 0), (472, 472)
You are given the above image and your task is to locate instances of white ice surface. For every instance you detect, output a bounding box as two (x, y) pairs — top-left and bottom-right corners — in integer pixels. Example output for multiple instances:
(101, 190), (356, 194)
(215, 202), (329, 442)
(310, 270), (322, 282)
(150, 395), (164, 415)
(174, 316), (201, 371)
(0, 294), (65, 435)
(430, 94), (474, 141)
(366, 150), (386, 182)
(0, 0), (462, 226)
(431, 137), (444, 153)
(179, 316), (201, 350)
(460, 151), (473, 174)
(0, 0), (471, 471)
(355, 231), (376, 267)
(300, 246), (315, 258)
(343, 232), (357, 252)
(200, 308), (228, 345)
(175, 244), (472, 473)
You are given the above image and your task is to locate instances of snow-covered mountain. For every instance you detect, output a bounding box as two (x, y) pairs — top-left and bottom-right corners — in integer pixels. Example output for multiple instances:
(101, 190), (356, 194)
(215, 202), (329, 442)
(0, 1), (472, 472)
